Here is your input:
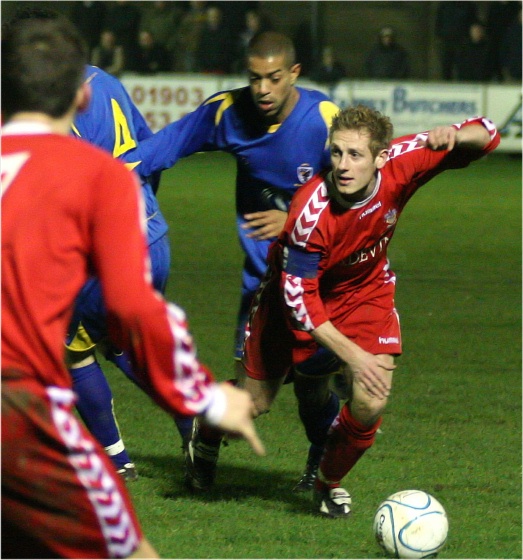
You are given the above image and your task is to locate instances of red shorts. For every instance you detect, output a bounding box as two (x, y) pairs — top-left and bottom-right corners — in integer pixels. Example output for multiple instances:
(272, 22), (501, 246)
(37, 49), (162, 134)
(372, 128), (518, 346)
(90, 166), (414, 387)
(243, 276), (401, 381)
(1, 374), (142, 559)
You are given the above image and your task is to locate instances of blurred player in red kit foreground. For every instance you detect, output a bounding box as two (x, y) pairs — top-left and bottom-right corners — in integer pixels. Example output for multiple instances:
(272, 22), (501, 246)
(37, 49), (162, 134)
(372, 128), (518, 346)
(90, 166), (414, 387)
(1, 15), (263, 558)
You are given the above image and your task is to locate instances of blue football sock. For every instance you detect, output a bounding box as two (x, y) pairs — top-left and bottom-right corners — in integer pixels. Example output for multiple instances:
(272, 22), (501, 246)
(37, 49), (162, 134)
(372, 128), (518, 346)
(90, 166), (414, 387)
(307, 443), (325, 466)
(106, 348), (193, 445)
(106, 349), (141, 386)
(174, 416), (194, 442)
(299, 390), (340, 449)
(71, 360), (133, 469)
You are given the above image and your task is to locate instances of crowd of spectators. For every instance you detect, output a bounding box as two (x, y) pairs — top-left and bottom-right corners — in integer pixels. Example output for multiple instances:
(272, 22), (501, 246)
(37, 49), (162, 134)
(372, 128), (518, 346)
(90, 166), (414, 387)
(435, 0), (521, 83)
(71, 0), (521, 84)
(78, 0), (261, 75)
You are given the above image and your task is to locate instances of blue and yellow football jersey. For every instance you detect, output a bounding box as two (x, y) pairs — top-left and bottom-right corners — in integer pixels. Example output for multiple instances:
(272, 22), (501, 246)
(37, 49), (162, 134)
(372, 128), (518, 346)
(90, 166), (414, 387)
(73, 65), (168, 245)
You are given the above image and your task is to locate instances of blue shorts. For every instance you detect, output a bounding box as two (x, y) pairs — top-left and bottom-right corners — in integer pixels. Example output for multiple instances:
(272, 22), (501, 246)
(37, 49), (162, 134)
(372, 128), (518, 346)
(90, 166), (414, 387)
(66, 235), (170, 347)
(294, 346), (341, 377)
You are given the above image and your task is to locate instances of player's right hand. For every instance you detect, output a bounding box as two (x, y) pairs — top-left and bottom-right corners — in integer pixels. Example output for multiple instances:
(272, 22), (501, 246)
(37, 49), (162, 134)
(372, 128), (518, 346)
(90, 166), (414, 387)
(417, 125), (457, 151)
(242, 210), (288, 240)
(215, 382), (266, 456)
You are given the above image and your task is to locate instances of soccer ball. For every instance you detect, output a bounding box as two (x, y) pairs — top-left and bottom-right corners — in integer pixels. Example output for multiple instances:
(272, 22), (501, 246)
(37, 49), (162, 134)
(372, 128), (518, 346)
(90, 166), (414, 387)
(373, 490), (448, 559)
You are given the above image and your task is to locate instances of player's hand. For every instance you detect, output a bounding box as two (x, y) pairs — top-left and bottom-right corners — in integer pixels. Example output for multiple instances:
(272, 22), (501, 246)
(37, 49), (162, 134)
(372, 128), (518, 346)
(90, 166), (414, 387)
(214, 382), (266, 456)
(345, 349), (395, 400)
(418, 126), (457, 151)
(242, 210), (287, 240)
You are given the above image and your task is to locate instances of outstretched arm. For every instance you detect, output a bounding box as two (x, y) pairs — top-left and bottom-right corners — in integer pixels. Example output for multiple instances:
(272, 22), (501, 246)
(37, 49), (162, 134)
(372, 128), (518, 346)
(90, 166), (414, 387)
(120, 102), (218, 176)
(420, 122), (494, 152)
(95, 160), (264, 455)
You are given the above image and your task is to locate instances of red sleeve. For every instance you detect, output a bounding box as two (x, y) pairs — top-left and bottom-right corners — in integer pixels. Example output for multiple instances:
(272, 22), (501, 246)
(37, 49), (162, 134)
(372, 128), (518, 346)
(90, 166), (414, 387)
(279, 181), (331, 332)
(89, 159), (217, 418)
(388, 116), (501, 204)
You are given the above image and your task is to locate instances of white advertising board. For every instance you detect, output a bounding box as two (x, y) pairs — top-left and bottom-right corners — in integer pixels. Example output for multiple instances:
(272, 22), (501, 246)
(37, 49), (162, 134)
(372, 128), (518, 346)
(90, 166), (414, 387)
(484, 85), (522, 153)
(332, 81), (484, 135)
(121, 73), (220, 132)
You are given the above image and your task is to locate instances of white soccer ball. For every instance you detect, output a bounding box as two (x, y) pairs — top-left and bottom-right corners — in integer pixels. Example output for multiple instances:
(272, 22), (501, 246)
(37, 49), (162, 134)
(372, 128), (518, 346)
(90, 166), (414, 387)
(373, 490), (448, 559)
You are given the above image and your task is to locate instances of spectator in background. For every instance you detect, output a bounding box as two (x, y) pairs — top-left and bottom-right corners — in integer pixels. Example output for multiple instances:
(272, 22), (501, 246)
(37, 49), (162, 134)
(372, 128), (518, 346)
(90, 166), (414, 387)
(365, 26), (410, 79)
(310, 45), (347, 85)
(196, 5), (233, 74)
(70, 0), (106, 58)
(232, 9), (273, 73)
(485, 1), (521, 82)
(435, 1), (477, 80)
(133, 30), (171, 74)
(91, 30), (125, 77)
(103, 0), (141, 64)
(500, 4), (522, 83)
(293, 20), (314, 76)
(173, 0), (207, 72)
(455, 21), (491, 82)
(139, 1), (184, 70)
(220, 1), (260, 38)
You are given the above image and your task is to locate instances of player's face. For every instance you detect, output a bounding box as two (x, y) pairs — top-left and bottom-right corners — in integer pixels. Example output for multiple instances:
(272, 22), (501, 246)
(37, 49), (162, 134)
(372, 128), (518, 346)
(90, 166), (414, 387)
(247, 54), (301, 124)
(330, 128), (388, 202)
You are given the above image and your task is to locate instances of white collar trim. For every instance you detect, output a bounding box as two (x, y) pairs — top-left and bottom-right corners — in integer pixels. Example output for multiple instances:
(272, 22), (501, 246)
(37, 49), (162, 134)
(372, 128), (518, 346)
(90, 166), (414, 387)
(348, 171), (382, 209)
(2, 121), (53, 135)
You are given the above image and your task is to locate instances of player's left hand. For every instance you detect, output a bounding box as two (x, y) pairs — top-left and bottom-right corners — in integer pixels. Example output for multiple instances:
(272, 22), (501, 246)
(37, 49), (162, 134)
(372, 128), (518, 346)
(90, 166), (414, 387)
(346, 349), (395, 400)
(242, 210), (287, 240)
(418, 126), (457, 151)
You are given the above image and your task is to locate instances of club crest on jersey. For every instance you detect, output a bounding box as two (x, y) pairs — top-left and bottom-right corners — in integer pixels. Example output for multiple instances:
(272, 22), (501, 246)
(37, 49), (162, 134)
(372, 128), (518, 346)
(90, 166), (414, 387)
(384, 208), (398, 227)
(297, 164), (313, 184)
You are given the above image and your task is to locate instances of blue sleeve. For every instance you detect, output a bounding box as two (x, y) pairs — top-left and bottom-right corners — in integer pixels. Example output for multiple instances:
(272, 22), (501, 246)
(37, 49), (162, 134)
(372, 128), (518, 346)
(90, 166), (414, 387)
(120, 99), (220, 176)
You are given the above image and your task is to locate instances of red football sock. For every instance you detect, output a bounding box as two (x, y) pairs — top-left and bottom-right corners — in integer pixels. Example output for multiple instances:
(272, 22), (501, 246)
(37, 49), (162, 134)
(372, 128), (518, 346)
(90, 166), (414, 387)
(318, 403), (382, 486)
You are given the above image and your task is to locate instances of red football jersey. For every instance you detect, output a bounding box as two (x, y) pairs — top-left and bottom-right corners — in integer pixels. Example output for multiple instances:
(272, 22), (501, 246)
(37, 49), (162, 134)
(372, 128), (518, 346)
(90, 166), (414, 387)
(272, 117), (500, 332)
(1, 122), (215, 418)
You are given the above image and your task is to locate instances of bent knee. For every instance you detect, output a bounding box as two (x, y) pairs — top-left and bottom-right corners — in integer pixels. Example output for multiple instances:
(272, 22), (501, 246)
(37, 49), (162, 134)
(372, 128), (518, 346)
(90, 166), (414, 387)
(252, 401), (270, 418)
(351, 396), (388, 425)
(243, 376), (283, 419)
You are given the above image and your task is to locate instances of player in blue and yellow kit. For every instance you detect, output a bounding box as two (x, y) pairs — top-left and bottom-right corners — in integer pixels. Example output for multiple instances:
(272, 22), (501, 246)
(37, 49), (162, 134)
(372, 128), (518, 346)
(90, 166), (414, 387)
(67, 65), (192, 479)
(121, 32), (341, 491)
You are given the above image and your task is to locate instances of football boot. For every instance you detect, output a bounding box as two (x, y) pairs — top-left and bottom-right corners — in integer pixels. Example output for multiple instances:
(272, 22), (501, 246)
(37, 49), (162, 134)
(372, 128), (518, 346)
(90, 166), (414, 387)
(314, 485), (352, 518)
(184, 419), (221, 491)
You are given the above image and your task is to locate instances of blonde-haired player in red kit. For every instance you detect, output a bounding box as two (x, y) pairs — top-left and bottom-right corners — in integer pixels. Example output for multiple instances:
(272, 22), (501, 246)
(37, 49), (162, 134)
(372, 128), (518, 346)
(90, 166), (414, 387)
(1, 15), (263, 558)
(240, 105), (499, 517)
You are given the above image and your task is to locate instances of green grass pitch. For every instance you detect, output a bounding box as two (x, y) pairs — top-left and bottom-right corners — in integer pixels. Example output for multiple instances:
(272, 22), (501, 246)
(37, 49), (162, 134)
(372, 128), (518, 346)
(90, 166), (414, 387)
(102, 151), (521, 558)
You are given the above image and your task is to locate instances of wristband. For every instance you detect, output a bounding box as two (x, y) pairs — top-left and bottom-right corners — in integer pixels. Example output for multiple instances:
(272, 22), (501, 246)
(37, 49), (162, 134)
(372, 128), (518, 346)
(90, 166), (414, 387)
(203, 385), (227, 426)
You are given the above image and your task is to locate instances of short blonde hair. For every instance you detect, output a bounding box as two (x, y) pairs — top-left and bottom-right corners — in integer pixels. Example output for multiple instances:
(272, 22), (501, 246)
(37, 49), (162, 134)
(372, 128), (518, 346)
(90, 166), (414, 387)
(330, 105), (393, 157)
